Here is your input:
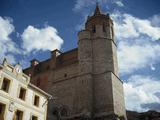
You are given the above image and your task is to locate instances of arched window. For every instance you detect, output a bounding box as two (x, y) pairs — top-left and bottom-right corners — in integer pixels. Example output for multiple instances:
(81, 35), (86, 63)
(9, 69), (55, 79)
(103, 23), (106, 32)
(64, 73), (67, 77)
(92, 25), (96, 33)
(46, 65), (50, 70)
(111, 26), (114, 39)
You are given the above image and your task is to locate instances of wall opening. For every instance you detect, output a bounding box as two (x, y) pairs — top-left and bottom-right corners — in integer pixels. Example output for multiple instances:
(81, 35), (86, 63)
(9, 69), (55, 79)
(92, 25), (96, 33)
(0, 103), (6, 120)
(19, 87), (26, 100)
(14, 110), (23, 120)
(34, 95), (40, 107)
(31, 115), (38, 120)
(1, 78), (10, 93)
(103, 23), (106, 32)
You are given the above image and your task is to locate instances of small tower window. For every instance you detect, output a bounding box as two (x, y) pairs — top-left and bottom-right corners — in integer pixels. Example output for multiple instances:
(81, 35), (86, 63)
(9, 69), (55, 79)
(111, 26), (114, 39)
(46, 65), (50, 70)
(92, 25), (96, 33)
(64, 74), (67, 77)
(103, 23), (106, 32)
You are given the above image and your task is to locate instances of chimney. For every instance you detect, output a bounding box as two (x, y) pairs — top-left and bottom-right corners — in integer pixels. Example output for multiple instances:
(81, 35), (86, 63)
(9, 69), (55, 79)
(30, 59), (39, 67)
(51, 49), (61, 59)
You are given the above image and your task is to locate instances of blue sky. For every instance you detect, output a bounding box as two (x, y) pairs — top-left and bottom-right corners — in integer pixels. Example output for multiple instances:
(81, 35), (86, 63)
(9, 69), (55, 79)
(0, 0), (160, 112)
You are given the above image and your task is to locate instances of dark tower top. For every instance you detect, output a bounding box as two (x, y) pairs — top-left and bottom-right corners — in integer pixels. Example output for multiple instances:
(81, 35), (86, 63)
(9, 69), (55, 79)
(85, 4), (113, 33)
(94, 3), (101, 15)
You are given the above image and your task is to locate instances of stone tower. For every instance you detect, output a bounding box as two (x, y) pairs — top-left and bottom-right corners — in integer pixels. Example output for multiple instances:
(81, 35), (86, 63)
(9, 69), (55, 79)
(77, 4), (127, 119)
(24, 4), (127, 120)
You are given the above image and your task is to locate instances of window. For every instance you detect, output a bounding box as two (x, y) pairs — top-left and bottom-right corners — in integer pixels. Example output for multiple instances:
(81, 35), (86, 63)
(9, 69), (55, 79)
(19, 87), (26, 100)
(34, 95), (40, 107)
(14, 110), (23, 120)
(111, 26), (114, 39)
(0, 103), (5, 120)
(103, 23), (106, 32)
(92, 25), (96, 33)
(46, 66), (50, 70)
(64, 74), (67, 77)
(31, 115), (38, 120)
(1, 78), (10, 92)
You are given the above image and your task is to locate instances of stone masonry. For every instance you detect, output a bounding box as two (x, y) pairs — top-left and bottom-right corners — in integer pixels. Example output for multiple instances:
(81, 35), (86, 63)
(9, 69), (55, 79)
(24, 5), (127, 120)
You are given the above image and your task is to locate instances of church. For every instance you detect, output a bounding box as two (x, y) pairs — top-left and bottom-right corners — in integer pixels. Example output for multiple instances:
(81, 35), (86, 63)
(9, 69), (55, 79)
(24, 5), (127, 120)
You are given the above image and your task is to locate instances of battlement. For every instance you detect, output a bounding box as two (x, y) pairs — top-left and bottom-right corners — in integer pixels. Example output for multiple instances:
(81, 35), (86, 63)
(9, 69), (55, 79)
(24, 48), (78, 76)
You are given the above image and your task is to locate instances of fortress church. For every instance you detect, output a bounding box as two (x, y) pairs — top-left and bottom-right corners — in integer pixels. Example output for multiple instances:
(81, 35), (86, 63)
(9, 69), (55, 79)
(24, 5), (127, 120)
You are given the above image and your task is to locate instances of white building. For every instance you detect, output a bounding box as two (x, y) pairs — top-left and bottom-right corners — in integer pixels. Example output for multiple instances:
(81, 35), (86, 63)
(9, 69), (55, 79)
(0, 59), (52, 120)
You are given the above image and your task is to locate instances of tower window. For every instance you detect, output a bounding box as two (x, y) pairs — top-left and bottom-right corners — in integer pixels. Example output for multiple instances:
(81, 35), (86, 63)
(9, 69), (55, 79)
(111, 26), (114, 39)
(46, 65), (50, 70)
(19, 87), (26, 100)
(1, 78), (10, 93)
(92, 25), (96, 33)
(103, 23), (106, 32)
(34, 95), (40, 107)
(64, 74), (67, 77)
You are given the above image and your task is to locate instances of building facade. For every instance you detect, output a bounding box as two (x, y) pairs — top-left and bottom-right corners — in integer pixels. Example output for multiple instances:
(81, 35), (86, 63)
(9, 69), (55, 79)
(0, 59), (52, 120)
(24, 5), (127, 120)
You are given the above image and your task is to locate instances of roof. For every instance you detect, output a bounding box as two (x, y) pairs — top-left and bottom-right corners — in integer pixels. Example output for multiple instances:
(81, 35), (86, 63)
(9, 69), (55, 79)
(94, 3), (101, 15)
(0, 58), (52, 99)
(24, 48), (78, 75)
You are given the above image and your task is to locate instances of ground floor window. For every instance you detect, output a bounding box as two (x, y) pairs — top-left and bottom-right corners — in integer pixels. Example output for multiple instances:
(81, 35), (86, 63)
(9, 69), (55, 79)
(32, 115), (38, 120)
(0, 103), (6, 120)
(13, 110), (23, 120)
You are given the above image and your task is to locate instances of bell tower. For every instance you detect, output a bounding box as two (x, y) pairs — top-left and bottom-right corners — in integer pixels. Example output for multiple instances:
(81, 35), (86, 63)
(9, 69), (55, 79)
(78, 4), (127, 120)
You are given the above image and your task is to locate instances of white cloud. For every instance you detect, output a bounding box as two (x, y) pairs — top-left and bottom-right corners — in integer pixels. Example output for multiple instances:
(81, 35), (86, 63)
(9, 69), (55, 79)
(21, 25), (63, 53)
(150, 64), (156, 71)
(124, 75), (160, 112)
(0, 17), (64, 65)
(110, 12), (160, 74)
(73, 0), (96, 12)
(151, 14), (160, 27)
(112, 13), (160, 40)
(73, 0), (124, 12)
(0, 16), (17, 64)
(117, 41), (160, 74)
(0, 17), (14, 42)
(115, 1), (124, 7)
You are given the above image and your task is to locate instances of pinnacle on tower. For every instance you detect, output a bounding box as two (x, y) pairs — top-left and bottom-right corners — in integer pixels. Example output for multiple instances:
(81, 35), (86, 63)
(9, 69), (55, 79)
(94, 3), (101, 15)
